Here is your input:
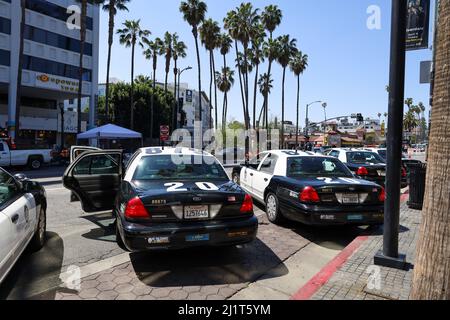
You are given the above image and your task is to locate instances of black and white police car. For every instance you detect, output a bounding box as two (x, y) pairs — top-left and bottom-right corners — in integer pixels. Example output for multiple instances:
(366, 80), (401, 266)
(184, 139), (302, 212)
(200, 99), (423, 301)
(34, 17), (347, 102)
(63, 147), (258, 252)
(0, 168), (47, 284)
(232, 150), (385, 226)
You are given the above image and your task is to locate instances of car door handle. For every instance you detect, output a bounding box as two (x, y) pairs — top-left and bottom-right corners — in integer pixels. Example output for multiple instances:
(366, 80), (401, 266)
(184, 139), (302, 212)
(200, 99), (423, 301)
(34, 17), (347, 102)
(250, 173), (254, 177)
(11, 214), (19, 224)
(264, 178), (269, 182)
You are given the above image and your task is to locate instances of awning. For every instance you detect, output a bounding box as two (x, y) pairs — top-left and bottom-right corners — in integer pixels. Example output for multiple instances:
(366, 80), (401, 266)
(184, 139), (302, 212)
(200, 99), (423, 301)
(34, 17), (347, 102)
(77, 124), (142, 140)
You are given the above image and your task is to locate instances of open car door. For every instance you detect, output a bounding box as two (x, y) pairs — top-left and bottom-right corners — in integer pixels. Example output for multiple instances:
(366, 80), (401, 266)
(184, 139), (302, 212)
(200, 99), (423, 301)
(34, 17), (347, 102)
(63, 150), (123, 213)
(70, 146), (101, 163)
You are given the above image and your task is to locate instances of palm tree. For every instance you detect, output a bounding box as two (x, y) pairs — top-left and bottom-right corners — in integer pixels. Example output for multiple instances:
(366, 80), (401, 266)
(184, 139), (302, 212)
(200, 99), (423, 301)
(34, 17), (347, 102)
(215, 67), (235, 132)
(277, 35), (297, 148)
(117, 20), (151, 129)
(289, 51), (308, 148)
(261, 5), (282, 40)
(199, 19), (221, 130)
(102, 0), (130, 122)
(75, 0), (103, 133)
(163, 32), (173, 93)
(412, 0), (450, 299)
(261, 37), (280, 132)
(224, 9), (248, 129)
(257, 73), (273, 127)
(143, 37), (164, 141)
(249, 23), (266, 129)
(172, 33), (187, 130)
(217, 33), (232, 131)
(180, 0), (207, 145)
(14, 0), (26, 140)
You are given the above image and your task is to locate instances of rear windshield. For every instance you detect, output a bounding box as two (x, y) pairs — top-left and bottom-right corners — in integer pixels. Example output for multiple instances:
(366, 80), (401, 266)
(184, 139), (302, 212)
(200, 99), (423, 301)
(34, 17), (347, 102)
(347, 152), (385, 164)
(287, 157), (353, 178)
(133, 155), (229, 181)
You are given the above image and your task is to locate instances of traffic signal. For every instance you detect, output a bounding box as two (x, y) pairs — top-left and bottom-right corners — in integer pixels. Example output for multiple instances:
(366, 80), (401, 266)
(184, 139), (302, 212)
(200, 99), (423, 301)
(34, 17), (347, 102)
(357, 114), (364, 122)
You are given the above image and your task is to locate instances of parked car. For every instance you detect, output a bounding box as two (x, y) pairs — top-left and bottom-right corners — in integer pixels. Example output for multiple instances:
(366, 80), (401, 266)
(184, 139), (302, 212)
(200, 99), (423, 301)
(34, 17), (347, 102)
(63, 147), (258, 251)
(0, 140), (52, 170)
(232, 150), (384, 226)
(0, 168), (47, 284)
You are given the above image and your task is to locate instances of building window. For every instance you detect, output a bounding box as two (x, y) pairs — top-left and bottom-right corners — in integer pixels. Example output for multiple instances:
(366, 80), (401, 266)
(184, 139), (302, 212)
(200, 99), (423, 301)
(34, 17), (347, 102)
(0, 17), (11, 35)
(22, 55), (92, 81)
(0, 49), (10, 66)
(25, 0), (94, 30)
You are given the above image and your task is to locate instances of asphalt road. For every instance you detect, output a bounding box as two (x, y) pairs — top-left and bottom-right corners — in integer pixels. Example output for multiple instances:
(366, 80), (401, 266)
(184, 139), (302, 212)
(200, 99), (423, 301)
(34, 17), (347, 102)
(0, 165), (386, 300)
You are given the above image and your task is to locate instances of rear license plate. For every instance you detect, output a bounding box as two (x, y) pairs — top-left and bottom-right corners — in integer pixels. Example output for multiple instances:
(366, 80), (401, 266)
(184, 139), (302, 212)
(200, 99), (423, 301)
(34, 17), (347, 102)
(184, 206), (209, 219)
(186, 234), (210, 242)
(348, 214), (363, 221)
(342, 194), (359, 204)
(377, 170), (386, 177)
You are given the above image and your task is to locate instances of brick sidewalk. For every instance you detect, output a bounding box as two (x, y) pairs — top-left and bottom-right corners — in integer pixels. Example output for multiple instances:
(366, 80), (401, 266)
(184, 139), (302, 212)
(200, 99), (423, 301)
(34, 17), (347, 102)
(310, 204), (421, 300)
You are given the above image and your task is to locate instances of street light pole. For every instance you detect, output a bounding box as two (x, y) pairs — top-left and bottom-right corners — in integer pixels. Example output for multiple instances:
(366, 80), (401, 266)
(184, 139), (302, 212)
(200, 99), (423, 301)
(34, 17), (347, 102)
(305, 100), (325, 137)
(374, 0), (408, 270)
(176, 66), (192, 130)
(323, 103), (327, 146)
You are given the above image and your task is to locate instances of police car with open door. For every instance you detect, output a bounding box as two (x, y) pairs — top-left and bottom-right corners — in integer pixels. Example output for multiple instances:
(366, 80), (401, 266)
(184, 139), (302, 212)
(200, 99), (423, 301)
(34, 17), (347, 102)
(0, 168), (47, 284)
(233, 150), (385, 226)
(63, 147), (258, 251)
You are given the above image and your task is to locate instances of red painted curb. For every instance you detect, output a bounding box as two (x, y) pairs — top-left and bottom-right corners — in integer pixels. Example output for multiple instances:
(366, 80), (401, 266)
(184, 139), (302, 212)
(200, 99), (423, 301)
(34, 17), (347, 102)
(291, 235), (369, 300)
(291, 189), (411, 301)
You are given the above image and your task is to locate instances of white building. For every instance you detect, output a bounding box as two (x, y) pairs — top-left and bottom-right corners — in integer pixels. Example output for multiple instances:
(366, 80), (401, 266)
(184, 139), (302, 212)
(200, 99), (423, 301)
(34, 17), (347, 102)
(0, 0), (100, 147)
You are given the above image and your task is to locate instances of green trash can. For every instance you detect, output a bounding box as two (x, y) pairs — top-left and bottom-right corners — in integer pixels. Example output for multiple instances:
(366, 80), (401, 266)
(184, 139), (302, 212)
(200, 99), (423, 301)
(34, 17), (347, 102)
(408, 163), (427, 210)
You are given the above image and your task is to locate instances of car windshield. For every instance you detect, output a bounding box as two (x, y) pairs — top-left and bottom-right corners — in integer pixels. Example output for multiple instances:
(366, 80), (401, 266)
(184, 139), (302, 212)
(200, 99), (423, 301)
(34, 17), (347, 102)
(347, 152), (384, 164)
(0, 170), (18, 207)
(378, 150), (387, 160)
(133, 155), (229, 181)
(287, 157), (353, 178)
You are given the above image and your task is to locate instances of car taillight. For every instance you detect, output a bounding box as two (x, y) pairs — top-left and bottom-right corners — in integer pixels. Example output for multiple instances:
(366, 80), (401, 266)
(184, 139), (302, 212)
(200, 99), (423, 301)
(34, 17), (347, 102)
(125, 197), (150, 219)
(299, 186), (320, 203)
(378, 188), (386, 202)
(357, 167), (369, 176)
(401, 167), (407, 178)
(240, 194), (254, 213)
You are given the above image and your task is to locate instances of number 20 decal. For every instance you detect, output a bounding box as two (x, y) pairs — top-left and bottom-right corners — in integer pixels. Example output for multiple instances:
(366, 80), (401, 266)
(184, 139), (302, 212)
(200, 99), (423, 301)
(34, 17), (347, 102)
(164, 182), (219, 192)
(318, 177), (361, 185)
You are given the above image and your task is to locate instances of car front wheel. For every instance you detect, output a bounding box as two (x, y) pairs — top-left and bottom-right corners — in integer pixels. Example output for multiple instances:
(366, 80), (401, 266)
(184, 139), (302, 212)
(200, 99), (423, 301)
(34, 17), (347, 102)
(265, 193), (284, 224)
(30, 207), (46, 251)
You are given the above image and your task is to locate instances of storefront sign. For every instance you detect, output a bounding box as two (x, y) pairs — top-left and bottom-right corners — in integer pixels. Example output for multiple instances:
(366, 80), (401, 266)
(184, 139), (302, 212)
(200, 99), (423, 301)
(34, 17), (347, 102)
(406, 0), (430, 51)
(36, 73), (80, 93)
(186, 90), (193, 103)
(58, 111), (86, 133)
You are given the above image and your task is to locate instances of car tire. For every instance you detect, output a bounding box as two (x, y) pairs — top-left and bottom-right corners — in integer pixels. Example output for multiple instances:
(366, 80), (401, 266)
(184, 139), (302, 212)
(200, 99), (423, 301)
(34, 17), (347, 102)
(232, 173), (240, 185)
(29, 157), (43, 170)
(115, 219), (128, 251)
(30, 207), (46, 252)
(265, 193), (284, 225)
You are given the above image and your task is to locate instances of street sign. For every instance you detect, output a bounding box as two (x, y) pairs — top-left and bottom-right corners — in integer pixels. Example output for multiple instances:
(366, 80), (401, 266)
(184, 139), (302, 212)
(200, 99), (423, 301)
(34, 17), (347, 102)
(160, 125), (170, 142)
(186, 90), (193, 103)
(420, 60), (432, 83)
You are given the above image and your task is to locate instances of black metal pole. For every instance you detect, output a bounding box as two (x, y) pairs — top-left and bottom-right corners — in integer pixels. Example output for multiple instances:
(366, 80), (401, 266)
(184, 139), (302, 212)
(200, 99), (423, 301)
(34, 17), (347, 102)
(374, 0), (408, 270)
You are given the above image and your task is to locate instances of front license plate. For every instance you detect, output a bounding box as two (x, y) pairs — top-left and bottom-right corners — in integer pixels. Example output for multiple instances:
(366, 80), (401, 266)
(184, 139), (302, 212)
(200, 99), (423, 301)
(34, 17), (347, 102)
(342, 194), (359, 204)
(184, 206), (209, 219)
(186, 234), (210, 242)
(348, 214), (363, 221)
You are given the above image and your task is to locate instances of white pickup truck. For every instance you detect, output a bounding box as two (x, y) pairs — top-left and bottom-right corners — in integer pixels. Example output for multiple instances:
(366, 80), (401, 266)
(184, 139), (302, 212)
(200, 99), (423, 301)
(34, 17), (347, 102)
(0, 141), (52, 170)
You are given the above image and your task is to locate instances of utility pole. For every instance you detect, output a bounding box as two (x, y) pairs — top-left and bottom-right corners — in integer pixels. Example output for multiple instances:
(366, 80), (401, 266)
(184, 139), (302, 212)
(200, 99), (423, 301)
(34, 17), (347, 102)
(374, 0), (408, 270)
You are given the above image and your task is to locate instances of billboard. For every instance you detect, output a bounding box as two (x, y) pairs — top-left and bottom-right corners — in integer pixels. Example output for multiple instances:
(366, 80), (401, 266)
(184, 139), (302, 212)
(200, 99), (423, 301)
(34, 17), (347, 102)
(406, 0), (431, 51)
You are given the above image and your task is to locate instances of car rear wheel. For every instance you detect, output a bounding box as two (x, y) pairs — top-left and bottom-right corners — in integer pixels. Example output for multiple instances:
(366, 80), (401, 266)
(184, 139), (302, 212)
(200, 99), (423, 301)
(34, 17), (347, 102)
(29, 158), (43, 170)
(115, 219), (128, 251)
(265, 193), (284, 224)
(30, 207), (46, 251)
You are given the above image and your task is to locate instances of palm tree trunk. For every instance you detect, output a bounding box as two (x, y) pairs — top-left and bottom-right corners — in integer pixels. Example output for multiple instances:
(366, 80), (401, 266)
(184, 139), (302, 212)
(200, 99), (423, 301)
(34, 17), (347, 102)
(295, 74), (300, 149)
(151, 57), (157, 143)
(281, 67), (286, 148)
(130, 41), (135, 130)
(253, 63), (259, 129)
(212, 51), (218, 131)
(221, 54), (227, 133)
(209, 51), (213, 130)
(173, 58), (178, 131)
(411, 0), (450, 300)
(234, 41), (248, 130)
(193, 30), (202, 148)
(105, 1), (115, 122)
(77, 0), (87, 134)
(243, 45), (250, 129)
(265, 59), (273, 133)
(14, 0), (26, 140)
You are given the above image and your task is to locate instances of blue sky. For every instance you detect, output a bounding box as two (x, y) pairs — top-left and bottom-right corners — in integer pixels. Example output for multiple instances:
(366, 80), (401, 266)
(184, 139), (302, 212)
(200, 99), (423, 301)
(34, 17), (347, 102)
(98, 0), (434, 125)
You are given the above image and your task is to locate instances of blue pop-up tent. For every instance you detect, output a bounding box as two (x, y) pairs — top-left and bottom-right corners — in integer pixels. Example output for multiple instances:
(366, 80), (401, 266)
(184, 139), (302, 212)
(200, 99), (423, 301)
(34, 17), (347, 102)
(77, 124), (142, 140)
